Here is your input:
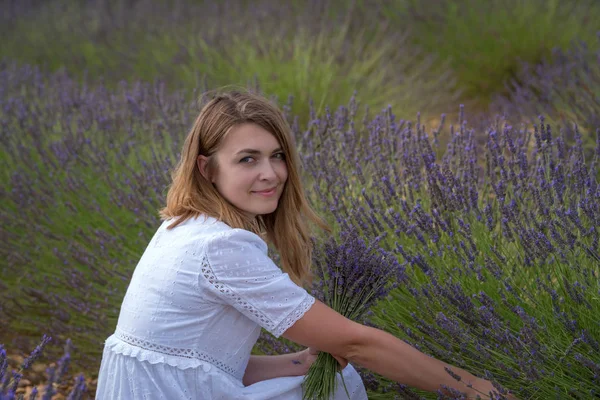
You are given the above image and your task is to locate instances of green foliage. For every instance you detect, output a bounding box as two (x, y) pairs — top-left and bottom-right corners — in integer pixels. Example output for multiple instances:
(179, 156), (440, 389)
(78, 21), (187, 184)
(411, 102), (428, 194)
(380, 0), (600, 103)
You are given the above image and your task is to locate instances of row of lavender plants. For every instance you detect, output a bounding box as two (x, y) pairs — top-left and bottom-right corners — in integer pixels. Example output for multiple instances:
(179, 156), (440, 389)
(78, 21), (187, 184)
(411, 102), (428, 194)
(1, 59), (599, 398)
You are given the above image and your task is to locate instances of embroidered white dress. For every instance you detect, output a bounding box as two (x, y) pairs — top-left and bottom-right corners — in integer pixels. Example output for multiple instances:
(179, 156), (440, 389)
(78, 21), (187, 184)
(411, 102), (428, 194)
(96, 215), (368, 399)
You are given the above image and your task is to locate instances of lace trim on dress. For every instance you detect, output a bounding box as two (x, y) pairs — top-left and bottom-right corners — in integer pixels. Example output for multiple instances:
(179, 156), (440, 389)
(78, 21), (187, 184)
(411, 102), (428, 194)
(272, 295), (315, 338)
(112, 329), (243, 380)
(200, 254), (276, 331)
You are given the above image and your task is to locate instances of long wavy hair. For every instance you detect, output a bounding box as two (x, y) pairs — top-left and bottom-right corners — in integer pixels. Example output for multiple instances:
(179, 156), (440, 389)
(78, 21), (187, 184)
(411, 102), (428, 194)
(159, 89), (329, 286)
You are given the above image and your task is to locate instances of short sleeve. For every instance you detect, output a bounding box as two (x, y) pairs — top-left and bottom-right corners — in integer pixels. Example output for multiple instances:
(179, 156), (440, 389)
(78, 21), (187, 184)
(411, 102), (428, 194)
(200, 229), (315, 338)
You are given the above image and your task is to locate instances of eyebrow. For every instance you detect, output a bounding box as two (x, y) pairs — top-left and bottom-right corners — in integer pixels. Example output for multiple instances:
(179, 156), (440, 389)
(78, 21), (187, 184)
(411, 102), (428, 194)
(235, 148), (282, 156)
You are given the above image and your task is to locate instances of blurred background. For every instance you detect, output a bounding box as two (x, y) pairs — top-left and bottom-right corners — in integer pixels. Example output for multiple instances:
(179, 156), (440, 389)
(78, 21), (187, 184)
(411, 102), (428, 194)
(2, 0), (599, 130)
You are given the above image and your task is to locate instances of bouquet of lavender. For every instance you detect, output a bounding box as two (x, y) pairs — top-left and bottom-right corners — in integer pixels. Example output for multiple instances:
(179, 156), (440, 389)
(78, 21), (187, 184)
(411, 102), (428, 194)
(302, 230), (404, 400)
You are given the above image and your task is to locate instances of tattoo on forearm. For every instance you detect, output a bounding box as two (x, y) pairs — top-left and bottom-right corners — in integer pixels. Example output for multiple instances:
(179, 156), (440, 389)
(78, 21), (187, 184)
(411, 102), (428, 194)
(292, 359), (302, 365)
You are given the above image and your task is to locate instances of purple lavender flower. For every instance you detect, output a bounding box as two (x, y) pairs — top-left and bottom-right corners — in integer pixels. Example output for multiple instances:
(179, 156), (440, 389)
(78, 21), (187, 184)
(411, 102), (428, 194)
(20, 335), (51, 370)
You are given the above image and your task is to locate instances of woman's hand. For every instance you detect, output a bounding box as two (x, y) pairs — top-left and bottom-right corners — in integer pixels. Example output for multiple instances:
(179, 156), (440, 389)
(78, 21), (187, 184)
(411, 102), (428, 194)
(243, 350), (349, 386)
(296, 348), (348, 374)
(467, 378), (519, 399)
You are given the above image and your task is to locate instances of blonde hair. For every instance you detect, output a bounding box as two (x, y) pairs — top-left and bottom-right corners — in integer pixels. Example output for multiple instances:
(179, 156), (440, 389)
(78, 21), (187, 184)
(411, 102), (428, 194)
(159, 89), (329, 286)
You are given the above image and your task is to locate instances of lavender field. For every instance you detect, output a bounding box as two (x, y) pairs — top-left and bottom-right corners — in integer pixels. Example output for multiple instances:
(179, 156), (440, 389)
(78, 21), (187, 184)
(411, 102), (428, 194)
(1, 0), (600, 399)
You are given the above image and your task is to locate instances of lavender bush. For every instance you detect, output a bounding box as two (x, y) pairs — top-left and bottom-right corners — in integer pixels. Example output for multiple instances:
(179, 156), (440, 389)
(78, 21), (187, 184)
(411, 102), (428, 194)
(0, 336), (87, 400)
(1, 61), (195, 366)
(296, 97), (599, 397)
(2, 59), (599, 398)
(492, 36), (600, 160)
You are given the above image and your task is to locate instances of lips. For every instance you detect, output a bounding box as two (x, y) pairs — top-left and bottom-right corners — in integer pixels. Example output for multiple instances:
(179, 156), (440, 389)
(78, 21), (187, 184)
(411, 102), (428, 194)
(253, 187), (277, 195)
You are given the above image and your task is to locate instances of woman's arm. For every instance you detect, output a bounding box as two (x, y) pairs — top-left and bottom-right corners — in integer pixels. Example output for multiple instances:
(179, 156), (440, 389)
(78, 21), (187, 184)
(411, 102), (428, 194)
(243, 352), (307, 386)
(345, 326), (498, 397)
(283, 300), (511, 399)
(243, 348), (331, 386)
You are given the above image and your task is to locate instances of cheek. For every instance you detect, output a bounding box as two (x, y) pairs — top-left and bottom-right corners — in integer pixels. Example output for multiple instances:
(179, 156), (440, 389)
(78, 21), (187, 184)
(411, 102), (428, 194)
(278, 163), (289, 182)
(215, 168), (249, 194)
(230, 169), (256, 193)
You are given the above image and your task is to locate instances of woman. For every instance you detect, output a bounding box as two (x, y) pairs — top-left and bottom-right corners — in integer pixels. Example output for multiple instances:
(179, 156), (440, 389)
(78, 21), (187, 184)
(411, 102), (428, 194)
(96, 90), (507, 399)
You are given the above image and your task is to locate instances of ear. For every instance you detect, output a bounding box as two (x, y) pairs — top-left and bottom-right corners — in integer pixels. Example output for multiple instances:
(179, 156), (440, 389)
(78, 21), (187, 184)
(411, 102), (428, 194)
(197, 155), (211, 181)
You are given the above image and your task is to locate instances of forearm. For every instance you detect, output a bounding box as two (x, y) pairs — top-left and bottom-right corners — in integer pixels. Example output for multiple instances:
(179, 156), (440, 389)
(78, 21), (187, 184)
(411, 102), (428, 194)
(242, 352), (308, 386)
(348, 326), (488, 398)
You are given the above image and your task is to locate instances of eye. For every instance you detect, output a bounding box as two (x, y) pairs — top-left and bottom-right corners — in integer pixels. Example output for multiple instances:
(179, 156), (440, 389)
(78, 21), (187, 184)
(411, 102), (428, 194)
(273, 152), (286, 160)
(240, 156), (255, 163)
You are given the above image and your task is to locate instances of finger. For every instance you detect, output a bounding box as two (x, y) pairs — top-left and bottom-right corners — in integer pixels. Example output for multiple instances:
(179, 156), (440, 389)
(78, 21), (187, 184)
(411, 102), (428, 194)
(332, 355), (348, 370)
(308, 347), (320, 355)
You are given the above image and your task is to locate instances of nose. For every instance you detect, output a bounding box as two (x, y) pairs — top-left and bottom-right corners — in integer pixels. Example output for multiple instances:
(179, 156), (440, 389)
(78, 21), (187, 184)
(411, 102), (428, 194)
(259, 159), (277, 181)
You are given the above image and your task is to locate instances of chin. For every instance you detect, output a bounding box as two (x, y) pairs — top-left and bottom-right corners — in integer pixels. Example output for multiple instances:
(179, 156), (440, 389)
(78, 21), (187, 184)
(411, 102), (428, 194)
(256, 207), (278, 216)
(240, 195), (281, 217)
(252, 203), (279, 217)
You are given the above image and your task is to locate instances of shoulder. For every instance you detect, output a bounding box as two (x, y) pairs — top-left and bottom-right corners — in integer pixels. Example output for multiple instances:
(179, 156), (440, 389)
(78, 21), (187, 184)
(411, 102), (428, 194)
(164, 214), (268, 255)
(156, 214), (269, 261)
(205, 226), (268, 257)
(200, 220), (281, 281)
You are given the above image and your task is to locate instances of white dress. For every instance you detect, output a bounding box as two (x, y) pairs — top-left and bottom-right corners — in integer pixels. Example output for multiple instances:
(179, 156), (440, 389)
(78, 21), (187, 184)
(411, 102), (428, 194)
(96, 215), (367, 399)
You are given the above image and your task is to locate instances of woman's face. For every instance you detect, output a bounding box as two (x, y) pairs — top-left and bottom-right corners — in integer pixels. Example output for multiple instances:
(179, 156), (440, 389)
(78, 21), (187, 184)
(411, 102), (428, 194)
(200, 123), (288, 218)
